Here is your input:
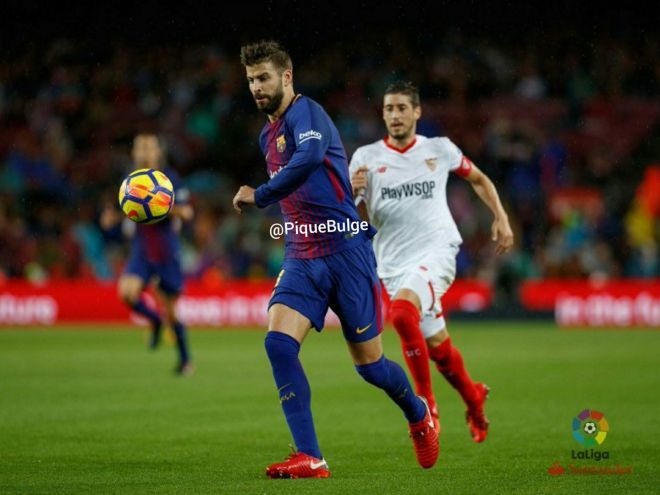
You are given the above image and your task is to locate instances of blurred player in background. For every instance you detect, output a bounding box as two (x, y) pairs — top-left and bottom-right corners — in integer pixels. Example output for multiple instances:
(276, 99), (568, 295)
(350, 81), (514, 443)
(101, 133), (195, 376)
(233, 41), (439, 478)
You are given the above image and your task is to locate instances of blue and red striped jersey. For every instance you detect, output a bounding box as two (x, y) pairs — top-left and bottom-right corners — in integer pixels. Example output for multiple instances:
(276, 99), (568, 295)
(254, 95), (375, 259)
(132, 166), (187, 263)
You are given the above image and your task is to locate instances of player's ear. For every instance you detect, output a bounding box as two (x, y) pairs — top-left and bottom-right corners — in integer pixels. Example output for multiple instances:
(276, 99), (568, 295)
(414, 105), (422, 121)
(282, 69), (293, 87)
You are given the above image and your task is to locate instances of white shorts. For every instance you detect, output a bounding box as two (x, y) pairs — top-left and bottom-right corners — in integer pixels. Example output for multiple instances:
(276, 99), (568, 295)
(381, 248), (458, 338)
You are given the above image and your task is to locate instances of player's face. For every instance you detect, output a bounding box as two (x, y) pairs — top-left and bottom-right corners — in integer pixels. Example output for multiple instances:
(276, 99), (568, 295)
(132, 135), (162, 169)
(245, 62), (289, 115)
(383, 94), (421, 140)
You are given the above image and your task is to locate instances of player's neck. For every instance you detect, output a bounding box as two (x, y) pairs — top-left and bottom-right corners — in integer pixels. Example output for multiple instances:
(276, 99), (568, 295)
(386, 134), (416, 151)
(268, 90), (298, 123)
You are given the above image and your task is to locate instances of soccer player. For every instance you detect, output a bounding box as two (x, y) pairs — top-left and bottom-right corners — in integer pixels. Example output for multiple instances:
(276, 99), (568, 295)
(101, 133), (194, 376)
(232, 41), (439, 478)
(349, 81), (514, 443)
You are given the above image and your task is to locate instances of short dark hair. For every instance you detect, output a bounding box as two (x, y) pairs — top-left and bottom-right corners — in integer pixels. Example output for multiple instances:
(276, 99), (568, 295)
(240, 40), (292, 72)
(384, 81), (420, 107)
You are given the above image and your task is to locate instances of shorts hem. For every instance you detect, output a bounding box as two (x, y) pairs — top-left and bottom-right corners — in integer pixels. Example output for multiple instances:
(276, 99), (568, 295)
(268, 296), (325, 332)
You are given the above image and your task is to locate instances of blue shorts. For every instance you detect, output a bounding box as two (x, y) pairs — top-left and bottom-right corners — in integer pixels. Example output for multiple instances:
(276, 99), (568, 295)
(124, 252), (183, 296)
(269, 240), (383, 343)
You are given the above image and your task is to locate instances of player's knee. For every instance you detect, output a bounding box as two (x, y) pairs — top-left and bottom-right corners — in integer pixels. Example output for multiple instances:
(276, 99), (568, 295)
(118, 277), (142, 306)
(120, 289), (139, 306)
(426, 329), (449, 348)
(264, 331), (300, 363)
(390, 299), (420, 341)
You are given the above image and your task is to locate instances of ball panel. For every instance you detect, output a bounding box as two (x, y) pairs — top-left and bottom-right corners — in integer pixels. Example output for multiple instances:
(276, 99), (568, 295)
(118, 178), (128, 205)
(153, 170), (174, 190)
(149, 191), (174, 217)
(122, 199), (149, 223)
(128, 168), (153, 178)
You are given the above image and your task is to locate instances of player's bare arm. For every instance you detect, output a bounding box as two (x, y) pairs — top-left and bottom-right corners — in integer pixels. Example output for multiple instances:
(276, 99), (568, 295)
(232, 185), (256, 213)
(100, 204), (122, 230)
(463, 163), (514, 255)
(350, 165), (369, 198)
(350, 166), (370, 222)
(171, 204), (194, 222)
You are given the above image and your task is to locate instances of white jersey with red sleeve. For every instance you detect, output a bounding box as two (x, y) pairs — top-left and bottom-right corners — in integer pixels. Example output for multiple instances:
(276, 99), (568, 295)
(349, 135), (472, 279)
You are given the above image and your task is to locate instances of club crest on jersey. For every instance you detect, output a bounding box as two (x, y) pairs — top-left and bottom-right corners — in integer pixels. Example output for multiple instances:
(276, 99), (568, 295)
(377, 166), (388, 173)
(425, 157), (438, 171)
(276, 135), (286, 153)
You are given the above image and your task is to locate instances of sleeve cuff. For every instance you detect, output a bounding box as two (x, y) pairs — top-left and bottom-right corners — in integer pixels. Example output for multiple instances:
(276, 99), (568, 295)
(254, 185), (268, 208)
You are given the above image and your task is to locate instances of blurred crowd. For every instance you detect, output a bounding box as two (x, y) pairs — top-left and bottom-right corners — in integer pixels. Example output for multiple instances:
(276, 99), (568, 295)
(0, 30), (658, 305)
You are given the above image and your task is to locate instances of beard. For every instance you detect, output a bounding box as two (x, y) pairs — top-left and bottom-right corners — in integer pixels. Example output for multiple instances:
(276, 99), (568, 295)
(255, 85), (285, 115)
(388, 123), (414, 140)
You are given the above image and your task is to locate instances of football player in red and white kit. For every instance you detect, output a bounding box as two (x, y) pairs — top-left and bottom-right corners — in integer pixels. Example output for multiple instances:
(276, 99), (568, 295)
(349, 81), (513, 444)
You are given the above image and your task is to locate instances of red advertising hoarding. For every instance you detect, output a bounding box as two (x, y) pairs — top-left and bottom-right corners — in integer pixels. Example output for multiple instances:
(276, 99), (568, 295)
(3, 279), (656, 328)
(520, 280), (660, 327)
(0, 279), (492, 327)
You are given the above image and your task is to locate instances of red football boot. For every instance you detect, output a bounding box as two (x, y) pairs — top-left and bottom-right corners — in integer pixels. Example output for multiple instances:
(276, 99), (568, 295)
(408, 397), (439, 469)
(466, 383), (490, 443)
(430, 402), (441, 433)
(266, 450), (330, 479)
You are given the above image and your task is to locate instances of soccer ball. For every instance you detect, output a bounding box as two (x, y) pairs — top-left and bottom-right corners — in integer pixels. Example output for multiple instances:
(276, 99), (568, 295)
(583, 421), (597, 435)
(118, 168), (175, 224)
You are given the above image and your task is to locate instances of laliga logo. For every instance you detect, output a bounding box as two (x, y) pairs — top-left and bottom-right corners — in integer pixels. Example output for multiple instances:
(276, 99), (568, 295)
(573, 409), (608, 446)
(572, 409), (610, 461)
(548, 409), (632, 475)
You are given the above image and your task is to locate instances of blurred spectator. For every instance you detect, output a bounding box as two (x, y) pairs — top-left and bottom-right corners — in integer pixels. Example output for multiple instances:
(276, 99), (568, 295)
(0, 30), (659, 307)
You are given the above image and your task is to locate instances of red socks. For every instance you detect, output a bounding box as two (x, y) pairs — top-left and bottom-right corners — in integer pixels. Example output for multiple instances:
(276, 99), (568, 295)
(390, 299), (478, 411)
(390, 299), (435, 411)
(428, 337), (478, 407)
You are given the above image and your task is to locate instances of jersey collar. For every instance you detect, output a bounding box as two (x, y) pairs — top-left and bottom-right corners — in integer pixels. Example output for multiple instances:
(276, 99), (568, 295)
(383, 135), (417, 153)
(268, 93), (302, 126)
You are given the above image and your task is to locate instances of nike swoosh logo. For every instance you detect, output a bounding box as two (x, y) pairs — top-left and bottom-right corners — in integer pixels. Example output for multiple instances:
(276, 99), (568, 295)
(310, 460), (326, 470)
(356, 323), (373, 334)
(278, 383), (291, 392)
(420, 398), (434, 428)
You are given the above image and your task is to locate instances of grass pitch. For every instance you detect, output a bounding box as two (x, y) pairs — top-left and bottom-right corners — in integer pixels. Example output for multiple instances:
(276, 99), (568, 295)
(0, 322), (658, 494)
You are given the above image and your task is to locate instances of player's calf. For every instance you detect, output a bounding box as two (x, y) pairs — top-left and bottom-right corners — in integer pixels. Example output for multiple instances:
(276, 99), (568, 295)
(148, 320), (162, 349)
(126, 295), (162, 342)
(428, 337), (478, 405)
(390, 299), (436, 413)
(355, 355), (427, 423)
(265, 331), (322, 460)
